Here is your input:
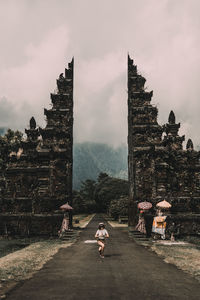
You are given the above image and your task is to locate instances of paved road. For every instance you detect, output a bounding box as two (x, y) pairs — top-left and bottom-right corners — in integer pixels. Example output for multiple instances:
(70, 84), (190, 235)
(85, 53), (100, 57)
(7, 214), (200, 300)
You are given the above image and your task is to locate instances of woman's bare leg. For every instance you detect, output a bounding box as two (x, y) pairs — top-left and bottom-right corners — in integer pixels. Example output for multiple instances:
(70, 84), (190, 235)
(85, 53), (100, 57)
(97, 241), (105, 255)
(101, 244), (105, 256)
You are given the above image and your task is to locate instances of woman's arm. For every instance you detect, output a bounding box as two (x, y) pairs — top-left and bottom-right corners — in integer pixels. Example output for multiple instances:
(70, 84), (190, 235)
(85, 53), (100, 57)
(95, 230), (99, 238)
(105, 230), (109, 238)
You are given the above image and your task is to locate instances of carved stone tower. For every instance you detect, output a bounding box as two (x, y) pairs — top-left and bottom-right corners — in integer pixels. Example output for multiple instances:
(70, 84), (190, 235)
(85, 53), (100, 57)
(39, 58), (74, 211)
(0, 59), (74, 235)
(128, 55), (200, 233)
(128, 55), (163, 225)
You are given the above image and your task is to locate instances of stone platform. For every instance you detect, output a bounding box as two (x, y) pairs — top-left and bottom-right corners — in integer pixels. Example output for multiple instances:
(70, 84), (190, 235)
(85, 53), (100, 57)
(166, 213), (200, 237)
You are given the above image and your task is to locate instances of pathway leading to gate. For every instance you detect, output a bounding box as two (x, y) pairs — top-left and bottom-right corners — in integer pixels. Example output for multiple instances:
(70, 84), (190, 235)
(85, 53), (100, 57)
(7, 214), (200, 300)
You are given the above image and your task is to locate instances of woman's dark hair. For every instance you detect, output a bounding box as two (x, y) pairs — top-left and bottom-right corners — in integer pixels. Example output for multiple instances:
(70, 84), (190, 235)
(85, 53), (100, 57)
(98, 223), (105, 229)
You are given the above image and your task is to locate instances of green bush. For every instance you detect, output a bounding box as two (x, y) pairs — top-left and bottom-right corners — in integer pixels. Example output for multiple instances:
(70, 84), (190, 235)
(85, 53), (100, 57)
(94, 173), (129, 212)
(109, 196), (128, 220)
(73, 173), (129, 214)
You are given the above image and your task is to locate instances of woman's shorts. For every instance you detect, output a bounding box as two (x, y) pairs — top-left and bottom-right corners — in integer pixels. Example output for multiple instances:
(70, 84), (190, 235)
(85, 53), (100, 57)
(98, 239), (105, 243)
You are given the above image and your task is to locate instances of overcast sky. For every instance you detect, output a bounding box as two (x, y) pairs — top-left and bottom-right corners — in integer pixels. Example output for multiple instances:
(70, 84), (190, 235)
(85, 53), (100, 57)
(0, 0), (200, 147)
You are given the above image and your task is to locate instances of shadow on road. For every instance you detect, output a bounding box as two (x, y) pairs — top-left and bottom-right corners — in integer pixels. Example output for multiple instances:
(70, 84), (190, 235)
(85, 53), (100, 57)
(104, 253), (121, 257)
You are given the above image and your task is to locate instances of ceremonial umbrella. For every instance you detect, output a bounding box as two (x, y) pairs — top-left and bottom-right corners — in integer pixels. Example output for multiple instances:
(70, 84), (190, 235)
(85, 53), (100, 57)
(60, 202), (73, 211)
(138, 201), (152, 210)
(156, 200), (171, 209)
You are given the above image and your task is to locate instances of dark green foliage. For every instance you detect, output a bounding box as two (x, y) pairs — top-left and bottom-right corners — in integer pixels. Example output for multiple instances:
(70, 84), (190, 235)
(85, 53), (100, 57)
(4, 129), (23, 151)
(73, 172), (129, 214)
(72, 191), (86, 214)
(0, 129), (23, 167)
(109, 196), (128, 220)
(72, 179), (97, 214)
(97, 173), (109, 181)
(84, 201), (97, 213)
(80, 179), (96, 201)
(73, 142), (128, 190)
(72, 180), (97, 214)
(94, 173), (129, 212)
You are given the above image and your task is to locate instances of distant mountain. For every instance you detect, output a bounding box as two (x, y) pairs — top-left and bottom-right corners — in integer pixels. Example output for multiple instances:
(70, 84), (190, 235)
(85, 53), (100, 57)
(73, 142), (128, 190)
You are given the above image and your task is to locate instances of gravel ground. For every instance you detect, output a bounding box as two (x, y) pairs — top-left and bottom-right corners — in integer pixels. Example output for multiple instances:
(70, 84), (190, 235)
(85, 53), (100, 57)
(0, 240), (72, 281)
(0, 214), (94, 298)
(0, 238), (30, 259)
(151, 240), (200, 283)
(0, 239), (73, 298)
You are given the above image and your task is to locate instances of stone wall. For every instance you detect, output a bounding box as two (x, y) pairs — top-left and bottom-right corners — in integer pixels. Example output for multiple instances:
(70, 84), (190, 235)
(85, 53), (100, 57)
(166, 214), (200, 237)
(0, 214), (63, 236)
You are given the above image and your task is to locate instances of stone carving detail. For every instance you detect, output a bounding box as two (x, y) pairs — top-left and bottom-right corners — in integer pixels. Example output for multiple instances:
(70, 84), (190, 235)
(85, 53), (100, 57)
(0, 59), (74, 235)
(128, 55), (200, 234)
(30, 117), (36, 129)
(186, 139), (194, 151)
(168, 110), (176, 124)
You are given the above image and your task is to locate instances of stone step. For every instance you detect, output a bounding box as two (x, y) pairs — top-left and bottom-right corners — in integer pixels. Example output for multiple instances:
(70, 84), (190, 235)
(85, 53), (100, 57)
(60, 230), (78, 241)
(132, 234), (146, 237)
(61, 233), (77, 236)
(62, 234), (76, 238)
(62, 237), (76, 241)
(61, 234), (77, 238)
(61, 236), (77, 240)
(133, 233), (146, 236)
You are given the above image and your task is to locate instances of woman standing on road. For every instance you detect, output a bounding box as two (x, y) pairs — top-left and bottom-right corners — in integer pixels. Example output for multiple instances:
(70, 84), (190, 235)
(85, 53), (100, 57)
(95, 223), (109, 258)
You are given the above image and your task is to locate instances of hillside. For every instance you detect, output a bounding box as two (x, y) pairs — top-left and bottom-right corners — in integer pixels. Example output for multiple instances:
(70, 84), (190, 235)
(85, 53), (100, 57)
(73, 142), (128, 189)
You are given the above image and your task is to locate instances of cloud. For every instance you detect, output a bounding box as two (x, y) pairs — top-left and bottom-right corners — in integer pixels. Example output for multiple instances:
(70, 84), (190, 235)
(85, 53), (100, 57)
(0, 25), (70, 129)
(0, 97), (29, 129)
(74, 52), (126, 145)
(0, 0), (200, 147)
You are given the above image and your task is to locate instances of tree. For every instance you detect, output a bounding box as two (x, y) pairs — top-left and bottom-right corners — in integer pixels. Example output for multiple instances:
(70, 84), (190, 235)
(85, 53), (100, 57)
(94, 174), (129, 212)
(72, 191), (86, 214)
(80, 179), (96, 201)
(79, 179), (97, 213)
(97, 172), (109, 182)
(109, 196), (128, 220)
(0, 129), (23, 167)
(73, 173), (129, 214)
(73, 179), (97, 214)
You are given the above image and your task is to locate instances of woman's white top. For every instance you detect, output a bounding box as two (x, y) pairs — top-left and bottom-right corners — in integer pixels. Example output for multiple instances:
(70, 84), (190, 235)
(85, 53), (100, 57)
(96, 229), (108, 240)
